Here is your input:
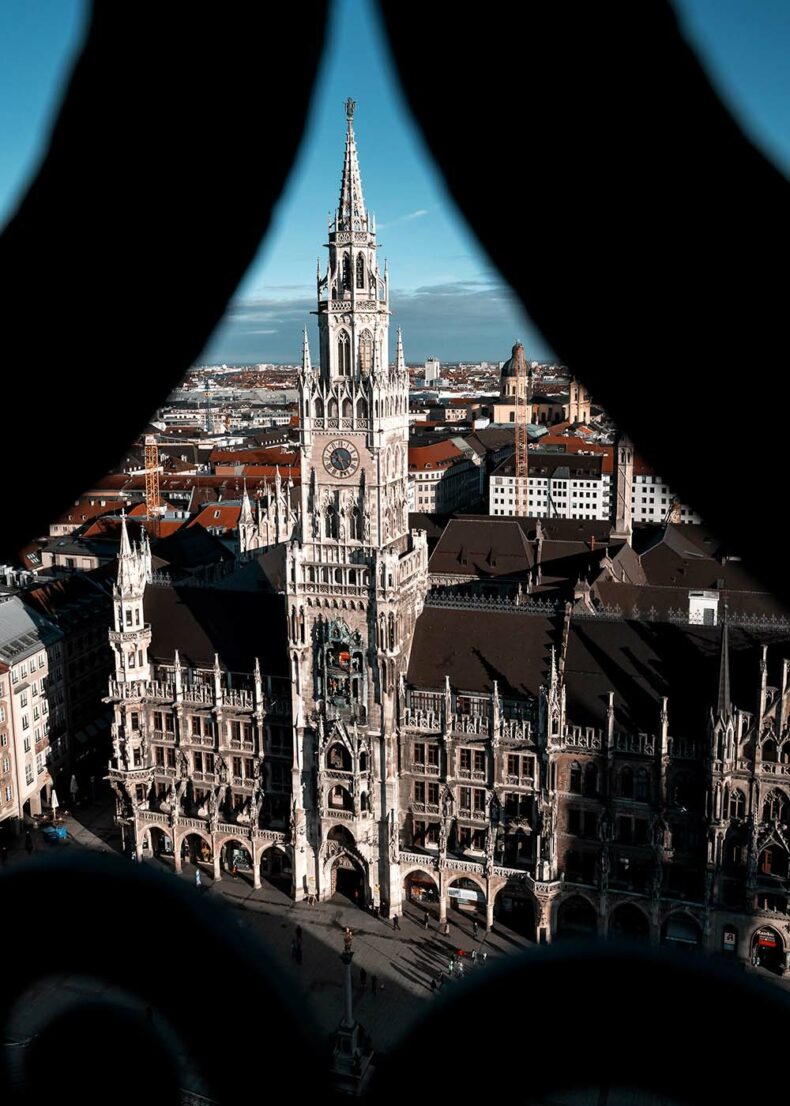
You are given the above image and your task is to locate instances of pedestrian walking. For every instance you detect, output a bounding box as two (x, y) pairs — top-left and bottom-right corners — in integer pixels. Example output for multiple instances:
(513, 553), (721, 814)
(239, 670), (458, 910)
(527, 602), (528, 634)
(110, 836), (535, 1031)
(360, 967), (367, 986)
(473, 921), (478, 940)
(194, 868), (202, 888)
(393, 914), (401, 930)
(442, 920), (450, 937)
(423, 910), (430, 931)
(371, 975), (378, 996)
(24, 830), (33, 856)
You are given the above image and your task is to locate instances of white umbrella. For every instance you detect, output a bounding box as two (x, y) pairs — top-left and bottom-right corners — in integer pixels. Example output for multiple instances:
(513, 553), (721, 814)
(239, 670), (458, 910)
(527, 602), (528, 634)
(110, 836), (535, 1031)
(51, 789), (59, 818)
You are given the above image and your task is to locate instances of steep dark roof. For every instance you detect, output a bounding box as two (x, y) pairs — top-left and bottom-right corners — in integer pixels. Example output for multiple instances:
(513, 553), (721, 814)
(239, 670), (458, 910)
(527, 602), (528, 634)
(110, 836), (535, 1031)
(429, 518), (533, 579)
(144, 585), (288, 675)
(152, 525), (234, 570)
(564, 617), (790, 737)
(408, 606), (557, 698)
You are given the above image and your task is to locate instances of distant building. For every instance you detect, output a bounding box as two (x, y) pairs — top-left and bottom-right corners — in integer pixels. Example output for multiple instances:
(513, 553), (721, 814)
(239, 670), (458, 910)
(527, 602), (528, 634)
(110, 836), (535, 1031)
(408, 440), (483, 514)
(489, 434), (702, 526)
(0, 598), (67, 825)
(424, 357), (441, 383)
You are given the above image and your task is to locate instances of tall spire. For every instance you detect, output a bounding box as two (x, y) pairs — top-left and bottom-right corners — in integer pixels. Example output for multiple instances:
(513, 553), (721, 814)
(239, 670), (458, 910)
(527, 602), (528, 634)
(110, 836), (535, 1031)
(717, 609), (732, 719)
(119, 509), (131, 558)
(337, 97), (366, 228)
(396, 327), (406, 372)
(302, 327), (312, 375)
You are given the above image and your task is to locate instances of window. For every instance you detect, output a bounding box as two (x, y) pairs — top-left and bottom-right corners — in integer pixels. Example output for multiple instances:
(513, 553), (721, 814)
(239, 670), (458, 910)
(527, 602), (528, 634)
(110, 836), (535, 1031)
(4, 785), (11, 802)
(473, 788), (486, 812)
(473, 750), (486, 773)
(414, 781), (426, 803)
(194, 752), (203, 773)
(36, 753), (44, 776)
(427, 743), (439, 767)
(0, 706), (4, 723)
(569, 762), (582, 793)
(20, 690), (28, 708)
(1, 757), (8, 773)
(22, 715), (30, 731)
(427, 782), (439, 805)
(413, 742), (425, 764)
(232, 756), (243, 778)
(460, 748), (471, 772)
(166, 748), (176, 769)
(460, 786), (471, 811)
(25, 764), (33, 786)
(155, 746), (165, 766)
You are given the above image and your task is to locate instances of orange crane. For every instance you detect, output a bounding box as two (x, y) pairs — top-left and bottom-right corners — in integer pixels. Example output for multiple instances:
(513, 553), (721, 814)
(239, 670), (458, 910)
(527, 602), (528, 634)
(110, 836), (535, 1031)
(144, 435), (164, 536)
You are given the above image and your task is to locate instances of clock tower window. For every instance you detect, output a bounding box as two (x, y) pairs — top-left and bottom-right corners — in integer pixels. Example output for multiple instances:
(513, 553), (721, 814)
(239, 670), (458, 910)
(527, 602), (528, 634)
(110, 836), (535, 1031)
(342, 253), (351, 292)
(337, 331), (351, 376)
(356, 253), (365, 289)
(358, 330), (373, 376)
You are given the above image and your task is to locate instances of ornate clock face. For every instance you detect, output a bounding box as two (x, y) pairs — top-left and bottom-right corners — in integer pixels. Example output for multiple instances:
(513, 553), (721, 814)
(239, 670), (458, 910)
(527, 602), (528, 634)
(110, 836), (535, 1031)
(323, 438), (360, 479)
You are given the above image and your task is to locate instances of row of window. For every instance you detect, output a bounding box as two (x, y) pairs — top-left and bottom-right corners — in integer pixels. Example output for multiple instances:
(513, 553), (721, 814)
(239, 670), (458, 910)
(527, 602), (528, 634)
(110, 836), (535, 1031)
(11, 654), (48, 682)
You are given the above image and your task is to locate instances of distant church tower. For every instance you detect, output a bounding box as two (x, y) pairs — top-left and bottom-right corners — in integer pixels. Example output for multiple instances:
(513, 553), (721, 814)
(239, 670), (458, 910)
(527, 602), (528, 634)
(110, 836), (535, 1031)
(499, 341), (531, 403)
(612, 431), (634, 542)
(285, 100), (429, 909)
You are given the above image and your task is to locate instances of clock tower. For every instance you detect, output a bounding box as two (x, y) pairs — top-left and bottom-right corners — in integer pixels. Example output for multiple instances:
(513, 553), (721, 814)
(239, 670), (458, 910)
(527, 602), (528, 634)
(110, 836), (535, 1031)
(285, 100), (428, 910)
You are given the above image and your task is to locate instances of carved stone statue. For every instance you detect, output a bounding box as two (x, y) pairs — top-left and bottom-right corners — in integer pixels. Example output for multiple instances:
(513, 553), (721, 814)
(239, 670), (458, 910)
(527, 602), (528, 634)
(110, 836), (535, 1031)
(389, 814), (399, 863)
(600, 848), (610, 891)
(112, 732), (121, 764)
(207, 788), (219, 832)
(441, 786), (454, 818)
(438, 818), (447, 855)
(364, 507), (371, 542)
(216, 756), (228, 785)
(598, 808), (612, 843)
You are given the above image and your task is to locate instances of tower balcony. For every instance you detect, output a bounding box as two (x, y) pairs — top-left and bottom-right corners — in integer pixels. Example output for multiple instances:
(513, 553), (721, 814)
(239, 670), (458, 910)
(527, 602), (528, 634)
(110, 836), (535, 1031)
(109, 624), (152, 645)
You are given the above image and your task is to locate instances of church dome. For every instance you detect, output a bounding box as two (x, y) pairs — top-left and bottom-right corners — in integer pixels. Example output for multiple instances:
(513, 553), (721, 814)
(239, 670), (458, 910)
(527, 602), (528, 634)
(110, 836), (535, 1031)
(501, 342), (529, 379)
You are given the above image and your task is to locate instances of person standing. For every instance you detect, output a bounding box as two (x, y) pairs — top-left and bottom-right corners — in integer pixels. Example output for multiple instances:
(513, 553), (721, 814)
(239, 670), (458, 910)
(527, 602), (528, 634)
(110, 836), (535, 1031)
(194, 868), (202, 889)
(443, 920), (450, 937)
(24, 829), (33, 857)
(393, 914), (401, 930)
(423, 910), (430, 931)
(473, 920), (478, 940)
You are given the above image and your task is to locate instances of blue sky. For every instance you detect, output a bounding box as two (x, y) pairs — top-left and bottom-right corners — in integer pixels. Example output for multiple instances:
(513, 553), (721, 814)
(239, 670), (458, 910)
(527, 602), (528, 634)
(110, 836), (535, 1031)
(1, 0), (789, 364)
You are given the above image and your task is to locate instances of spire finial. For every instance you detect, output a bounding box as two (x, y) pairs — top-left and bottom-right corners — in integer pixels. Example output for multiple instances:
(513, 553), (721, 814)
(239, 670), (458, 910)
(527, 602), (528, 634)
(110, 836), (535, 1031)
(302, 326), (312, 375)
(337, 98), (366, 227)
(119, 509), (131, 557)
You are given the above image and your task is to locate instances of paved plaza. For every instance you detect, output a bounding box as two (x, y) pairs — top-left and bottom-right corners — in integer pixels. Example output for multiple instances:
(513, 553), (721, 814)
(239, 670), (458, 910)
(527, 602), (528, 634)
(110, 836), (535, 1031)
(0, 795), (772, 1104)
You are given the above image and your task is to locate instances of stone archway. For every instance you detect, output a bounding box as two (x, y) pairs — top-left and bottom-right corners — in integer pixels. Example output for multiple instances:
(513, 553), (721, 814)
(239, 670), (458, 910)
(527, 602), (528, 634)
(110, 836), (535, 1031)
(219, 836), (254, 885)
(260, 845), (292, 890)
(179, 831), (213, 870)
(147, 825), (174, 864)
(751, 924), (785, 975)
(609, 902), (650, 942)
(555, 895), (598, 940)
(330, 852), (366, 907)
(447, 876), (486, 924)
(403, 868), (440, 910)
(493, 882), (537, 941)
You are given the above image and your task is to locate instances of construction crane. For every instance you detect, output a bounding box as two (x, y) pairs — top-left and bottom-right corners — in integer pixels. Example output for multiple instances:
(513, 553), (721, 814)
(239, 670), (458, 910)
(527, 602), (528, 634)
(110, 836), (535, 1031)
(143, 434), (165, 537)
(513, 344), (533, 517)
